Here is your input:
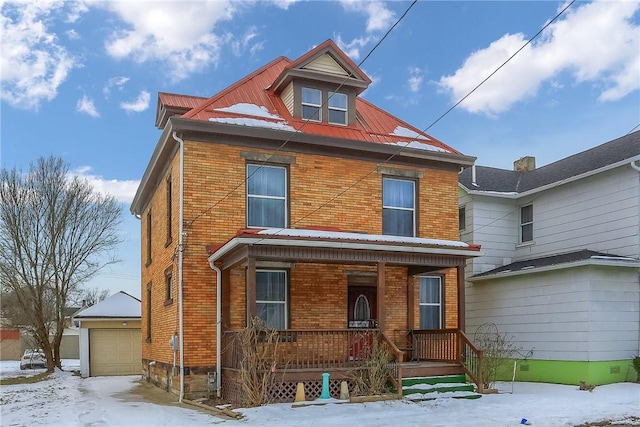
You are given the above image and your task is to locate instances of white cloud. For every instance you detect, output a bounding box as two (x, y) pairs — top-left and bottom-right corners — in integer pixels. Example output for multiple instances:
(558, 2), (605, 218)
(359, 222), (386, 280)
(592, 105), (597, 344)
(335, 35), (374, 61)
(72, 166), (139, 204)
(438, 0), (640, 116)
(229, 27), (264, 57)
(103, 76), (130, 98)
(99, 1), (237, 81)
(76, 94), (99, 118)
(408, 67), (424, 93)
(340, 1), (395, 33)
(0, 0), (78, 110)
(271, 0), (299, 10)
(120, 90), (150, 113)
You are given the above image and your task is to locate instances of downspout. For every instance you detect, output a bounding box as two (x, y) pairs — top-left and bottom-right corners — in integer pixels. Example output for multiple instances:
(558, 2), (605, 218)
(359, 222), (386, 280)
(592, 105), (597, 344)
(172, 131), (185, 402)
(211, 264), (222, 398)
(632, 160), (640, 356)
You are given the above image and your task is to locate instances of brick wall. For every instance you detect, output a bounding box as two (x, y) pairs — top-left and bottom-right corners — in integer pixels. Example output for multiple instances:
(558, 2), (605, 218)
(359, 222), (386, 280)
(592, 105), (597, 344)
(139, 139), (461, 394)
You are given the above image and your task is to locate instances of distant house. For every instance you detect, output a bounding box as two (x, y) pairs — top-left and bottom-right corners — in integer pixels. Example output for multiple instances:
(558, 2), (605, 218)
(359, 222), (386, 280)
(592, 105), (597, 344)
(130, 39), (483, 402)
(459, 131), (640, 385)
(75, 291), (141, 377)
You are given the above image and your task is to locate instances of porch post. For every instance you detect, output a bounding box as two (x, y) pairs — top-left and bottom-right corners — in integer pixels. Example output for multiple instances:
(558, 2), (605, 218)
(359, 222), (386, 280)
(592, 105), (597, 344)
(406, 274), (414, 329)
(457, 264), (465, 331)
(377, 262), (386, 331)
(247, 256), (256, 324)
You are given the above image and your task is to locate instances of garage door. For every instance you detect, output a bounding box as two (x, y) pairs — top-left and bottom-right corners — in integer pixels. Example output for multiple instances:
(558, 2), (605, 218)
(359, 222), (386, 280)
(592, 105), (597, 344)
(89, 329), (141, 376)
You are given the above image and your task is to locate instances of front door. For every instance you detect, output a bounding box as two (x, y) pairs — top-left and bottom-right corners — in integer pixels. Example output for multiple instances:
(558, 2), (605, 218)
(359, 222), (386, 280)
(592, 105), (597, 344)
(347, 286), (377, 328)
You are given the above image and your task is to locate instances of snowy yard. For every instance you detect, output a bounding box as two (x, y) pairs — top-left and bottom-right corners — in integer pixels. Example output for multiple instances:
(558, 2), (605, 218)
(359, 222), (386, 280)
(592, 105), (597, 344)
(1, 360), (638, 427)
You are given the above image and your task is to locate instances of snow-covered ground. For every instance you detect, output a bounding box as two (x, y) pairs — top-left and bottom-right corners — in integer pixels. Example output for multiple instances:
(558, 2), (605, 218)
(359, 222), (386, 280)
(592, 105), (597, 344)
(1, 360), (638, 427)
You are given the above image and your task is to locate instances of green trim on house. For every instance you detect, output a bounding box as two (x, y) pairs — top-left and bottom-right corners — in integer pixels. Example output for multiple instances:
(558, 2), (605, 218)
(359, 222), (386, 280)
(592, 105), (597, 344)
(496, 359), (637, 385)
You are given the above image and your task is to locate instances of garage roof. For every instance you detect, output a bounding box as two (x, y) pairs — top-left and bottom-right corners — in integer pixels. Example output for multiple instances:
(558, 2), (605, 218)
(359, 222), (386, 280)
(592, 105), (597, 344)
(74, 291), (141, 319)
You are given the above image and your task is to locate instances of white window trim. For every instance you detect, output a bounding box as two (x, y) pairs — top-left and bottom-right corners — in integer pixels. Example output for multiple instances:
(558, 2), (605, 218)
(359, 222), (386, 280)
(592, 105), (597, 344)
(255, 269), (288, 329)
(382, 177), (416, 237)
(419, 276), (443, 329)
(301, 87), (322, 122)
(328, 91), (347, 125)
(246, 164), (288, 229)
(520, 204), (533, 243)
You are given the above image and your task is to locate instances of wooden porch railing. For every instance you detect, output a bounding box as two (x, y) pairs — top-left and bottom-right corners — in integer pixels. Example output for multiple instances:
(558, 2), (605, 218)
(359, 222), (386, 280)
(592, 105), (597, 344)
(222, 328), (405, 396)
(411, 328), (483, 393)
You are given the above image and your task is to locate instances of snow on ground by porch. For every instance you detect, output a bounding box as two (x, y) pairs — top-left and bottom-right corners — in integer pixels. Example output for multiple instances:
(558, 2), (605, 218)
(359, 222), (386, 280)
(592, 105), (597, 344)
(1, 359), (638, 426)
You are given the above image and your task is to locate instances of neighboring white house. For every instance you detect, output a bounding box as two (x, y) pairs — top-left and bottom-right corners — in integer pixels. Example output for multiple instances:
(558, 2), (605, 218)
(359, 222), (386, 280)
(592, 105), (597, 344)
(74, 291), (141, 377)
(459, 131), (640, 385)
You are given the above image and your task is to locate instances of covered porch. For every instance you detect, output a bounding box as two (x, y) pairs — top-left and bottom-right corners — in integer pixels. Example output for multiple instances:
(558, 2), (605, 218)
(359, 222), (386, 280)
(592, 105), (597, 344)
(207, 228), (483, 402)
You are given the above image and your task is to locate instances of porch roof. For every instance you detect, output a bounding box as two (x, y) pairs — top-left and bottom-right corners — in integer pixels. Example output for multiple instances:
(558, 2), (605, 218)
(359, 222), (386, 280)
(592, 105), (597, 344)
(207, 228), (482, 271)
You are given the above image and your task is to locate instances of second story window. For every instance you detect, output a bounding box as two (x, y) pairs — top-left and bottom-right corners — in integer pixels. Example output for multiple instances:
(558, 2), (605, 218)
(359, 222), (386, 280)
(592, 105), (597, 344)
(165, 267), (173, 303)
(382, 177), (415, 237)
(328, 92), (347, 125)
(459, 206), (466, 232)
(247, 164), (287, 228)
(520, 204), (533, 243)
(301, 88), (321, 121)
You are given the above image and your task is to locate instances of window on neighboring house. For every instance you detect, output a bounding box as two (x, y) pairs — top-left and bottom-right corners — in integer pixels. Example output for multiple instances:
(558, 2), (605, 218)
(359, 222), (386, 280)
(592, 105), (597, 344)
(256, 270), (288, 329)
(382, 177), (415, 237)
(247, 164), (287, 228)
(146, 282), (152, 342)
(419, 276), (443, 329)
(328, 91), (347, 125)
(166, 175), (172, 245)
(301, 87), (321, 121)
(165, 267), (173, 303)
(520, 204), (533, 243)
(459, 206), (466, 231)
(146, 210), (152, 266)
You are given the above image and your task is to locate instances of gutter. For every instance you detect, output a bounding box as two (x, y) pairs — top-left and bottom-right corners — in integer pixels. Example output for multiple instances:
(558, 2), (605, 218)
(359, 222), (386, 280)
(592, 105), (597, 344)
(172, 131), (186, 403)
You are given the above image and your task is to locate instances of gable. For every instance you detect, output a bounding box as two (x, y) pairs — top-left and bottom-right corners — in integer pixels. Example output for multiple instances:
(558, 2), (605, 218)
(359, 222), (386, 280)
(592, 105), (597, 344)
(302, 53), (350, 76)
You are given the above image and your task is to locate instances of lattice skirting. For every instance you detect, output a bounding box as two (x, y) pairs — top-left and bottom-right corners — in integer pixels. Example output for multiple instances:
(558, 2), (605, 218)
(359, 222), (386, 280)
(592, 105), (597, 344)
(221, 369), (356, 404)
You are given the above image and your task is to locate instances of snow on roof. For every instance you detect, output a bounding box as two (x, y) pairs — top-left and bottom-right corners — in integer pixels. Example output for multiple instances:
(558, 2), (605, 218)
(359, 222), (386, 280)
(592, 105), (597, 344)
(256, 228), (471, 248)
(213, 103), (284, 120)
(74, 291), (141, 319)
(391, 126), (429, 140)
(384, 140), (451, 153)
(209, 117), (296, 131)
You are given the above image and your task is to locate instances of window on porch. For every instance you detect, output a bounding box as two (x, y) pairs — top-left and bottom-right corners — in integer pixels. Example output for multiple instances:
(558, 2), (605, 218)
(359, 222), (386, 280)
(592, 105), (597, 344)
(382, 177), (415, 237)
(247, 164), (287, 228)
(419, 276), (442, 329)
(256, 270), (288, 329)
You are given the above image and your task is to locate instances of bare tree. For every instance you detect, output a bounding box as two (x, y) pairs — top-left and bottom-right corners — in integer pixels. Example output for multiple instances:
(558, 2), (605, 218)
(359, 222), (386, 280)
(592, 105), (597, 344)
(0, 156), (122, 371)
(71, 286), (110, 307)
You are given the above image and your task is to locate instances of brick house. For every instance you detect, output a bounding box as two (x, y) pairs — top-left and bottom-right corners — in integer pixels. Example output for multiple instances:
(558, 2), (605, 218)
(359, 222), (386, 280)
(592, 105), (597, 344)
(131, 39), (482, 402)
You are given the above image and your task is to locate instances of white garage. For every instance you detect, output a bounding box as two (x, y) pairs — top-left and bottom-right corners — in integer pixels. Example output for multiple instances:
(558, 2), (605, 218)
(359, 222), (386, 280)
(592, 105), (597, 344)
(75, 291), (141, 377)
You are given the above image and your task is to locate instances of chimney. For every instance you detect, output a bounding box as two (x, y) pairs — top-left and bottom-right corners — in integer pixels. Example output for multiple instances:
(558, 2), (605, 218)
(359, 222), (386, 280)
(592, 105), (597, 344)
(514, 156), (536, 172)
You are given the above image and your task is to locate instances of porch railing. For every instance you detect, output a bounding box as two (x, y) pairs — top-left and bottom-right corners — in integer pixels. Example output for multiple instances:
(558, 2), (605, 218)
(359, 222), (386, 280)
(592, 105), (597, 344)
(411, 328), (483, 393)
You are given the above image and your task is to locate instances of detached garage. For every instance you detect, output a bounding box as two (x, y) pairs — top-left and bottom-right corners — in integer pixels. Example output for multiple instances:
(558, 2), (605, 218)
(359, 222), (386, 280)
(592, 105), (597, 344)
(75, 291), (141, 377)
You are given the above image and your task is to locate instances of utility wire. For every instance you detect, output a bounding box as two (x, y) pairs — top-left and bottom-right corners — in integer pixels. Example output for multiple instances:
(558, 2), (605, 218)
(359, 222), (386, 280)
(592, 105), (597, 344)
(187, 1), (417, 226)
(627, 123), (640, 135)
(283, 0), (575, 231)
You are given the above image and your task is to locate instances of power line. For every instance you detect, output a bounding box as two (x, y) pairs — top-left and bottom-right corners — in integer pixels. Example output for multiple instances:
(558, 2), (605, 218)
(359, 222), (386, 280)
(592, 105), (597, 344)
(186, 1), (417, 226)
(627, 123), (640, 135)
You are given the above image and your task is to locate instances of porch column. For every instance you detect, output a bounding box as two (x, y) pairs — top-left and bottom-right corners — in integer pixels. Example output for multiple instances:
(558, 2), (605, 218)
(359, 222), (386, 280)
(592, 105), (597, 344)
(377, 262), (386, 330)
(406, 274), (414, 329)
(247, 256), (256, 324)
(457, 264), (465, 331)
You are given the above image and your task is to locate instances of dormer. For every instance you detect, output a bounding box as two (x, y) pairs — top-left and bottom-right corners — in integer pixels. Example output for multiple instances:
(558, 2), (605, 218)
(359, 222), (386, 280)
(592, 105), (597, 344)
(271, 40), (371, 127)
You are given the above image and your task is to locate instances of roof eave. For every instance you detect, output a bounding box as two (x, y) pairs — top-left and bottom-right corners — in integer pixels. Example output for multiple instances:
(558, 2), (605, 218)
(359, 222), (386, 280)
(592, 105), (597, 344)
(469, 257), (640, 282)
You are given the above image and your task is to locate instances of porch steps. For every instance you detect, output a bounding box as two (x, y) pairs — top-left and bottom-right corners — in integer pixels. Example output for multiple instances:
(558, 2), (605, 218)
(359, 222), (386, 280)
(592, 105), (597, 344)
(401, 374), (482, 401)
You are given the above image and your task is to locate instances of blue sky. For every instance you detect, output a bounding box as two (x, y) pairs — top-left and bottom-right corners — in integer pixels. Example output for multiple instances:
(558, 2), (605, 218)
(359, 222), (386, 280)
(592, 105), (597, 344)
(1, 0), (639, 299)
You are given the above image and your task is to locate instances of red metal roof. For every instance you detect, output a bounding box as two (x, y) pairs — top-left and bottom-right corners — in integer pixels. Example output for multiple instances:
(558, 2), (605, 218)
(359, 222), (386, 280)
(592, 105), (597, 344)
(166, 41), (458, 154)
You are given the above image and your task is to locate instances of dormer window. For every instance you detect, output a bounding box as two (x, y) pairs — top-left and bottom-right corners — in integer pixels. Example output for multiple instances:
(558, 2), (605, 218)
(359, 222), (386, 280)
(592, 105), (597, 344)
(301, 88), (321, 121)
(328, 92), (347, 125)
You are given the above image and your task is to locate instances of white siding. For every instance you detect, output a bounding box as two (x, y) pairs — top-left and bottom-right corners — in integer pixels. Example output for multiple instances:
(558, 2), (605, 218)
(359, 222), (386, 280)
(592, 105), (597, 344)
(516, 166), (640, 259)
(460, 191), (518, 277)
(465, 265), (640, 362)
